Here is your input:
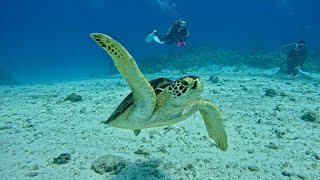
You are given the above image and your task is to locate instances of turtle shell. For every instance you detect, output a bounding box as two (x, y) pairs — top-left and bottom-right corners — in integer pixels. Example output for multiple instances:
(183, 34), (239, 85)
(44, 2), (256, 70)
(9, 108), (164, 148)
(105, 78), (173, 123)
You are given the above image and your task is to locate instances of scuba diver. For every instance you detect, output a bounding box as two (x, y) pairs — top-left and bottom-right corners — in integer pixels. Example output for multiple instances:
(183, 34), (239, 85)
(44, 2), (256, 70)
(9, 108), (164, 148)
(271, 40), (311, 77)
(284, 40), (307, 76)
(145, 19), (189, 47)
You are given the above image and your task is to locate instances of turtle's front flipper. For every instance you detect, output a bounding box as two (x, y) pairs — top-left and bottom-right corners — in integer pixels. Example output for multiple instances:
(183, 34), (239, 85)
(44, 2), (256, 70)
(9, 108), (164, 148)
(90, 33), (156, 123)
(195, 100), (228, 151)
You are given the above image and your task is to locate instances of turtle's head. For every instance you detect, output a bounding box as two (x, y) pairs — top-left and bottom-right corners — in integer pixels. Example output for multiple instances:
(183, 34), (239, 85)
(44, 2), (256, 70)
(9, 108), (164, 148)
(168, 76), (204, 103)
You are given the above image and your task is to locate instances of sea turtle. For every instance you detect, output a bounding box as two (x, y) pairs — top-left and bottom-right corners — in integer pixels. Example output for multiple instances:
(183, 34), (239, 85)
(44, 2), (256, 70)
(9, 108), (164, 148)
(90, 33), (228, 151)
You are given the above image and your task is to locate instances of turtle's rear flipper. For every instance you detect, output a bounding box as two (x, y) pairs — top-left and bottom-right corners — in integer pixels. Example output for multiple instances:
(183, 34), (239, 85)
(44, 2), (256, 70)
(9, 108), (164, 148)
(90, 33), (156, 124)
(133, 129), (141, 136)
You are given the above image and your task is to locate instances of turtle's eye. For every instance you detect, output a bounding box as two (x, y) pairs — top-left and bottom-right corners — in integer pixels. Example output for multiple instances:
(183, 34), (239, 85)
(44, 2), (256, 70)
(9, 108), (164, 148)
(181, 80), (189, 86)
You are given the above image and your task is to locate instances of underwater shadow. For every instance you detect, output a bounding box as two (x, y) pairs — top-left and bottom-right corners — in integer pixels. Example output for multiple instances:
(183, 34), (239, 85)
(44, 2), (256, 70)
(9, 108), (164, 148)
(108, 159), (170, 180)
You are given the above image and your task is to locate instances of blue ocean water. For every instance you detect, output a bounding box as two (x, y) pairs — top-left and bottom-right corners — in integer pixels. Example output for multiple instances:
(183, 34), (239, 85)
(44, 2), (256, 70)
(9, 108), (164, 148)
(0, 0), (319, 83)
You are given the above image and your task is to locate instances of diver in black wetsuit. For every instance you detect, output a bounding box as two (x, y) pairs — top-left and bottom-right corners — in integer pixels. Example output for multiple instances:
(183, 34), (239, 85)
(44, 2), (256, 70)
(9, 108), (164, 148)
(285, 40), (307, 76)
(270, 40), (312, 78)
(145, 19), (189, 47)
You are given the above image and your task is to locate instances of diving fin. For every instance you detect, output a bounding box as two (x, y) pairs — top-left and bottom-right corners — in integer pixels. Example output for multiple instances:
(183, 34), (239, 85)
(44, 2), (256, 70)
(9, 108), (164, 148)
(266, 67), (281, 76)
(133, 129), (141, 136)
(271, 67), (281, 75)
(145, 30), (157, 42)
(298, 68), (314, 79)
(153, 36), (165, 44)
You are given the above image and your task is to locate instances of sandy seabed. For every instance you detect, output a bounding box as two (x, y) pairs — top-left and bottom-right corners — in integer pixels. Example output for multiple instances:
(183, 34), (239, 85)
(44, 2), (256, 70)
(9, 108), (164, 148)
(0, 65), (319, 180)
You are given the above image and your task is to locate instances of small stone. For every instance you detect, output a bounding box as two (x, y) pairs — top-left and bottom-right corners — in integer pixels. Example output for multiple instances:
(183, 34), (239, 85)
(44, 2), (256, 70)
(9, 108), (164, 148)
(226, 162), (239, 169)
(211, 89), (219, 94)
(314, 153), (320, 160)
(305, 150), (312, 155)
(235, 125), (242, 134)
(141, 137), (148, 143)
(64, 93), (82, 102)
(273, 105), (281, 111)
(281, 170), (292, 177)
(134, 149), (150, 157)
(240, 85), (248, 91)
(94, 99), (102, 105)
(267, 142), (279, 150)
(183, 164), (194, 171)
(301, 111), (317, 122)
(31, 164), (39, 170)
(248, 165), (259, 171)
(91, 154), (126, 175)
(264, 89), (276, 97)
(80, 107), (87, 113)
(208, 75), (219, 83)
(280, 92), (287, 96)
(247, 149), (255, 154)
(3, 90), (10, 93)
(157, 146), (167, 153)
(26, 172), (38, 177)
(0, 125), (13, 130)
(274, 129), (285, 138)
(163, 161), (173, 170)
(297, 174), (307, 180)
(25, 124), (35, 128)
(289, 97), (297, 101)
(53, 153), (71, 164)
